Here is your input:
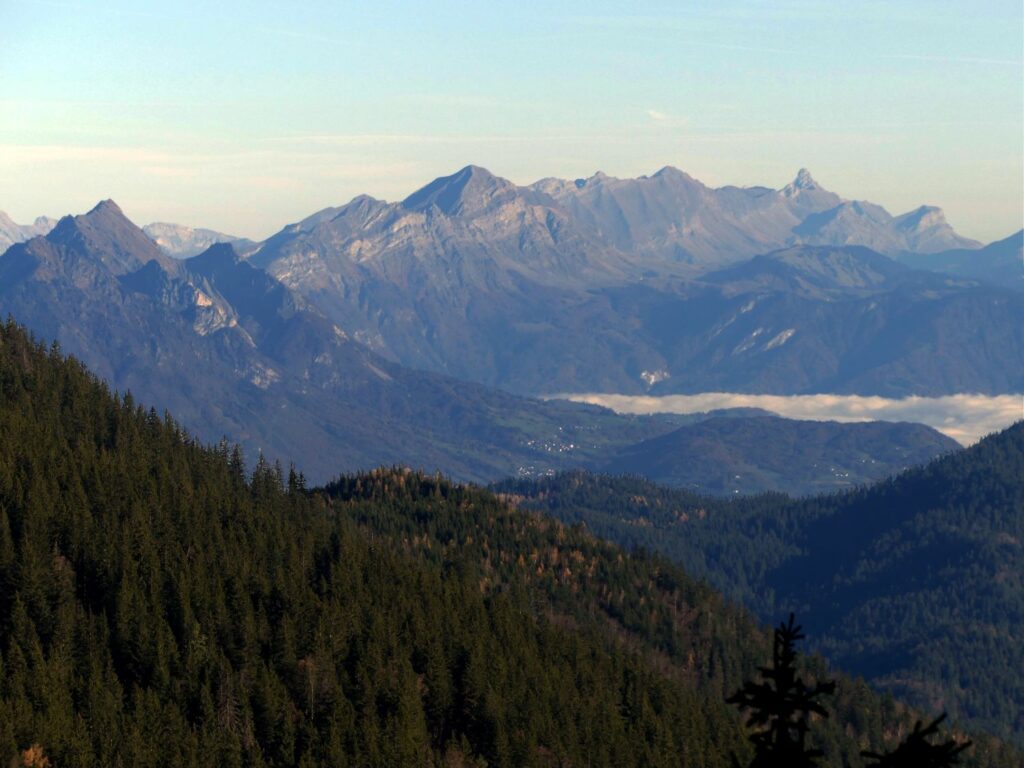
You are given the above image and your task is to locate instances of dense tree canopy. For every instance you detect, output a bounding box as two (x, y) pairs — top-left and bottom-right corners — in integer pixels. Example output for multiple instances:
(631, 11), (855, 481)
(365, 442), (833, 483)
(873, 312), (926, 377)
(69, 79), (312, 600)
(0, 318), (1017, 766)
(499, 438), (1024, 749)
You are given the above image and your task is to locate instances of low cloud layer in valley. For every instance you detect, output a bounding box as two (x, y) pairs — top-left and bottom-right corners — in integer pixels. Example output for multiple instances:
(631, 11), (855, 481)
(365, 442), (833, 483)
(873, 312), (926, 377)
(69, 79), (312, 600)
(559, 392), (1024, 445)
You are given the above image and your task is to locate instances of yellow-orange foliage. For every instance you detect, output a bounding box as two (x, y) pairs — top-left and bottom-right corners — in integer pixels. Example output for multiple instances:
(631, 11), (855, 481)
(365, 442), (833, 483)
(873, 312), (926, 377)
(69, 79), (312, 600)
(19, 745), (51, 768)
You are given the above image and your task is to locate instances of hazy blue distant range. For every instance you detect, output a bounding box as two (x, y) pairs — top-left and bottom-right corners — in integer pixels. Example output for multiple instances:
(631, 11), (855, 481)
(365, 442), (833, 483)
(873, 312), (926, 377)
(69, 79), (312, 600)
(0, 197), (963, 494)
(241, 166), (1024, 398)
(559, 391), (1024, 446)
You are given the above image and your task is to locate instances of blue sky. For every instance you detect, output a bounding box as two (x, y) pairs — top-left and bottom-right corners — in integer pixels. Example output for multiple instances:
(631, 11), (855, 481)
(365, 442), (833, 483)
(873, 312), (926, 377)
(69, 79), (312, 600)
(2, 0), (1021, 240)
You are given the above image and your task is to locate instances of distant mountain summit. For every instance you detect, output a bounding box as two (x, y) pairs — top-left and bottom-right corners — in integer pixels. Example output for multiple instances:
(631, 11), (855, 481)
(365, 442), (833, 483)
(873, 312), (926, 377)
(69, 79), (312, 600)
(401, 164), (542, 215)
(143, 221), (257, 259)
(0, 210), (57, 252)
(784, 167), (819, 192)
(46, 199), (177, 275)
(792, 199), (978, 255)
(4, 164), (1011, 403)
(535, 165), (977, 264)
(0, 200), (698, 483)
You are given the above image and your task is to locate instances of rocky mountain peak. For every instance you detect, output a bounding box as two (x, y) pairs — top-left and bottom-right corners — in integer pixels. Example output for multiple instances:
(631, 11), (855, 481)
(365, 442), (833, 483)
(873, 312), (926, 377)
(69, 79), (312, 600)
(572, 171), (611, 189)
(894, 205), (945, 230)
(891, 205), (980, 252)
(187, 242), (240, 272)
(0, 211), (59, 253)
(783, 168), (824, 196)
(651, 166), (699, 185)
(47, 199), (175, 276)
(88, 199), (124, 217)
(794, 168), (817, 188)
(402, 165), (519, 216)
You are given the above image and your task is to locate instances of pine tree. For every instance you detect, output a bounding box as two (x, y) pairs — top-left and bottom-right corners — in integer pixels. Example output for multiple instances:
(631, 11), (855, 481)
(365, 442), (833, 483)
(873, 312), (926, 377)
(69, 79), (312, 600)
(862, 714), (972, 767)
(727, 614), (835, 767)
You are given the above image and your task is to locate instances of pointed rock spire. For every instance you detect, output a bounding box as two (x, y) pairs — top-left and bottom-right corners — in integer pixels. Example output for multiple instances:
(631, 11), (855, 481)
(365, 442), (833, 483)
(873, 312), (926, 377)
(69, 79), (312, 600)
(791, 168), (818, 190)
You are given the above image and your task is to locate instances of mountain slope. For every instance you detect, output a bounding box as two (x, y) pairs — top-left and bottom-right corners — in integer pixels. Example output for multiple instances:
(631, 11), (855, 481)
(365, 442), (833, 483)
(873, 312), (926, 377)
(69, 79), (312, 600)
(896, 230), (1023, 289)
(0, 318), (1016, 767)
(0, 319), (754, 767)
(249, 165), (638, 373)
(596, 415), (960, 496)
(551, 251), (1023, 398)
(700, 244), (911, 298)
(1, 201), (963, 493)
(502, 423), (1024, 744)
(0, 200), (691, 483)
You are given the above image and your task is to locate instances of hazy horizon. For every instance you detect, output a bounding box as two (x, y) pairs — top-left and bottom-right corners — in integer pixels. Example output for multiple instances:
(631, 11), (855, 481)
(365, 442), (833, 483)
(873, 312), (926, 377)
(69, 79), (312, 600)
(11, 163), (1024, 247)
(559, 391), (1024, 446)
(3, 0), (1022, 241)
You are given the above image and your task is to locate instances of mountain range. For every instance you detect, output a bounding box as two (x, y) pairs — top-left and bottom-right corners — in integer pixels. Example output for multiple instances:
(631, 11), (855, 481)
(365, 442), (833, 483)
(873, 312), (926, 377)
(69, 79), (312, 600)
(142, 221), (258, 259)
(236, 166), (1022, 397)
(1, 211), (255, 260)
(0, 201), (665, 483)
(896, 229), (1023, 289)
(0, 199), (963, 493)
(1, 165), (1019, 487)
(533, 166), (977, 265)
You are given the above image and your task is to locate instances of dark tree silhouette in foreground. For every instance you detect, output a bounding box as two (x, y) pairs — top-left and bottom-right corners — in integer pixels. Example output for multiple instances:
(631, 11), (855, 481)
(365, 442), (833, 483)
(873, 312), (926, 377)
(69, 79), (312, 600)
(727, 613), (836, 768)
(862, 714), (972, 767)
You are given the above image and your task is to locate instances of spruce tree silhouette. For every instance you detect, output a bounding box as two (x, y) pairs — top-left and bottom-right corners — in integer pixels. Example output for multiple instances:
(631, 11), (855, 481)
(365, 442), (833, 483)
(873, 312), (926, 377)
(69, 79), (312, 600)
(862, 714), (972, 767)
(727, 613), (836, 768)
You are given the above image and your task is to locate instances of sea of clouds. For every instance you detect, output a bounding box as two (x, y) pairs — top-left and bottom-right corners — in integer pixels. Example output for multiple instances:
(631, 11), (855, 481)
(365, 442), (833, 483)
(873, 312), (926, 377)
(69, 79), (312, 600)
(559, 392), (1024, 445)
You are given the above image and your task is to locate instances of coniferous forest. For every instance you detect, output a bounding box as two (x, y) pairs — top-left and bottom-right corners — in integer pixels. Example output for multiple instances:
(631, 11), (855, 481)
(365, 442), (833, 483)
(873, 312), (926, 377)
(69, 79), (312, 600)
(497, 426), (1024, 749)
(0, 318), (1019, 766)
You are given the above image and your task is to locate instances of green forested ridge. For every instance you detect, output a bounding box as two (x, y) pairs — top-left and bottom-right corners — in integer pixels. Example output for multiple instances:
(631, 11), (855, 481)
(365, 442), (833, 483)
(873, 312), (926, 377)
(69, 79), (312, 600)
(497, 433), (1024, 748)
(0, 318), (1016, 767)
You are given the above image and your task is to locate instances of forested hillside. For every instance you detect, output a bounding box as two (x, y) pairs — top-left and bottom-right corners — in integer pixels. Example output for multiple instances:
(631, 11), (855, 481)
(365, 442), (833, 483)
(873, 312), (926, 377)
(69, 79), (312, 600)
(499, 432), (1024, 746)
(0, 318), (1016, 766)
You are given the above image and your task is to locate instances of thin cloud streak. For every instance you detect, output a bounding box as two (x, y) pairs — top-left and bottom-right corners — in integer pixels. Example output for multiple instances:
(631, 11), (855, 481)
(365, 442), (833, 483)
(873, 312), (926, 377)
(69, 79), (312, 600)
(556, 392), (1024, 446)
(647, 109), (689, 128)
(883, 53), (1023, 66)
(261, 133), (634, 147)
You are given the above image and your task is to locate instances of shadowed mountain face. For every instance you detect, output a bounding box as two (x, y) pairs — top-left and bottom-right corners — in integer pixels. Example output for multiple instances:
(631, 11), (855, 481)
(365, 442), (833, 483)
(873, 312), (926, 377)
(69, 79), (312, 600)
(0, 201), (961, 493)
(0, 202), (670, 483)
(896, 229), (1024, 289)
(247, 166), (1017, 397)
(700, 244), (911, 297)
(597, 415), (960, 496)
